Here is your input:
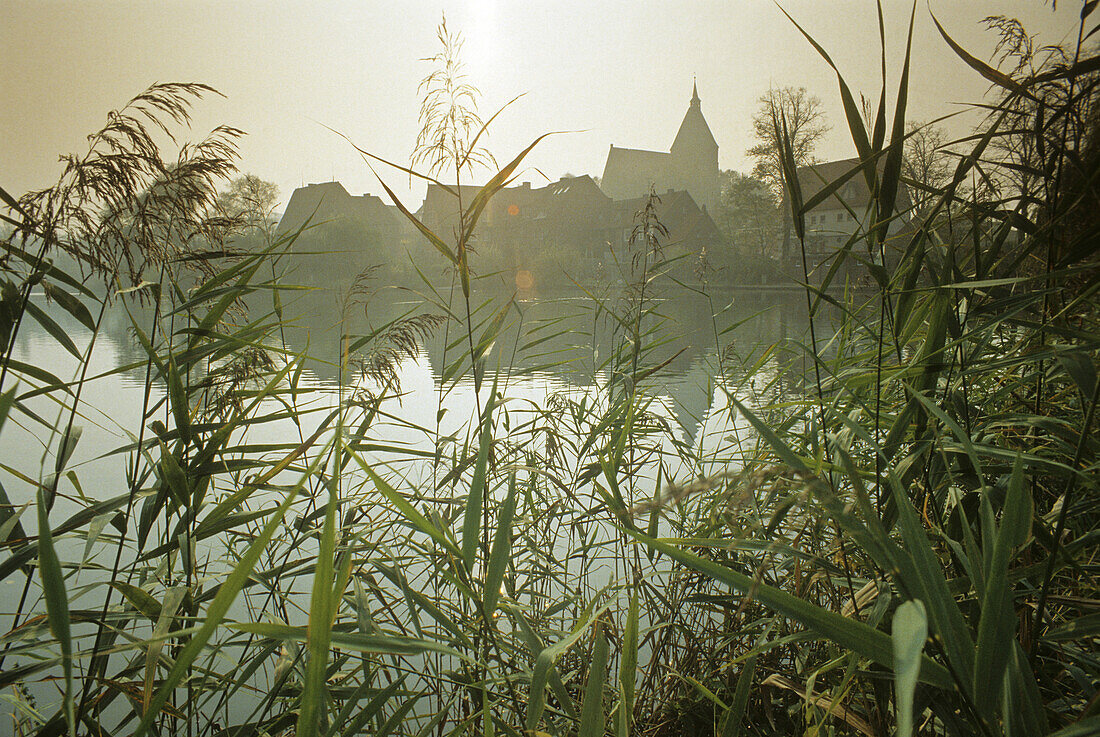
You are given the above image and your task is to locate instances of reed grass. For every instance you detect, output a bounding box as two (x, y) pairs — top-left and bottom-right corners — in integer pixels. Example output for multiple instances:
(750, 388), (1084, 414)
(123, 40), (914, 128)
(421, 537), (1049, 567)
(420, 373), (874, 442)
(1, 5), (1098, 736)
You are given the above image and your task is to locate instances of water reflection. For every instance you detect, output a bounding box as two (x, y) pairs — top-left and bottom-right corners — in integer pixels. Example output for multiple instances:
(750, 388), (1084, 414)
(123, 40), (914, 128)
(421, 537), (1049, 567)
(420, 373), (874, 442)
(2, 283), (829, 729)
(275, 285), (815, 434)
(3, 286), (824, 503)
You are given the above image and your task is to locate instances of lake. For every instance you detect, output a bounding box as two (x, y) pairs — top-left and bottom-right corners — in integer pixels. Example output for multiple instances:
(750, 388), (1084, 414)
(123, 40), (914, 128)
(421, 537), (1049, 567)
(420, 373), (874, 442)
(1, 280), (829, 732)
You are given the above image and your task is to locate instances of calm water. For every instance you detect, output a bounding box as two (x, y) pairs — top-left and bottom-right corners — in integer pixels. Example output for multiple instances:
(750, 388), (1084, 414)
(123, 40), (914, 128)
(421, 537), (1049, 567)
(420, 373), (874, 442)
(2, 285), (818, 501)
(0, 284), (827, 729)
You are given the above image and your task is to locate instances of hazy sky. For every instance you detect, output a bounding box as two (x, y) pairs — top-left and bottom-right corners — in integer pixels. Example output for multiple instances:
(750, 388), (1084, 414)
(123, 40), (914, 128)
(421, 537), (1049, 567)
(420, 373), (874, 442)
(2, 1), (1085, 211)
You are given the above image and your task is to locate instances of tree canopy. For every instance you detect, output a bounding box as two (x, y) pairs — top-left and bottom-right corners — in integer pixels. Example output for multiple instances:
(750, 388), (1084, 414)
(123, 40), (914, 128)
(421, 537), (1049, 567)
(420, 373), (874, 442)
(219, 174), (280, 236)
(747, 86), (830, 196)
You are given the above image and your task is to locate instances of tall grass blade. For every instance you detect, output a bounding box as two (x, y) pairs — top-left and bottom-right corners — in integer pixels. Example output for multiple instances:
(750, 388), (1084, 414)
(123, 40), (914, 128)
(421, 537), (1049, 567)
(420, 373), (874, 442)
(134, 482), (303, 737)
(972, 456), (1030, 720)
(525, 600), (610, 732)
(36, 487), (74, 737)
(298, 481), (340, 737)
(721, 653), (757, 737)
(463, 376), (497, 573)
(892, 600), (927, 737)
(876, 0), (916, 236)
(930, 13), (1036, 101)
(578, 624), (609, 737)
(616, 588), (638, 737)
(483, 472), (516, 616)
(626, 529), (953, 689)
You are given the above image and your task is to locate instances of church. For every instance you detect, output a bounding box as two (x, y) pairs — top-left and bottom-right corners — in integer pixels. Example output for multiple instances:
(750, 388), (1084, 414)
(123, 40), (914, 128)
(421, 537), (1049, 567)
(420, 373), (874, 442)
(600, 81), (720, 215)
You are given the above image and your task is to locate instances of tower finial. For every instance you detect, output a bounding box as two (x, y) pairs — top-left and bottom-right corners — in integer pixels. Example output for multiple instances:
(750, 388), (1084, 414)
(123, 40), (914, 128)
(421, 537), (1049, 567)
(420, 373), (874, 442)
(691, 77), (700, 108)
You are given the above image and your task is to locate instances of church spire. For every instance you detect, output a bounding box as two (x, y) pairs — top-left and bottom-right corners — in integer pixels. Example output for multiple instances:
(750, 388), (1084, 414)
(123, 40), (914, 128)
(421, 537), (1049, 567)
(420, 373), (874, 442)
(673, 77), (716, 154)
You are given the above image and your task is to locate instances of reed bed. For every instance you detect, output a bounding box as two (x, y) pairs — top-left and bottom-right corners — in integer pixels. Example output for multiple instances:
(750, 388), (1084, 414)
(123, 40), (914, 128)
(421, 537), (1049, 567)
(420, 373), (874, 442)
(1, 5), (1098, 736)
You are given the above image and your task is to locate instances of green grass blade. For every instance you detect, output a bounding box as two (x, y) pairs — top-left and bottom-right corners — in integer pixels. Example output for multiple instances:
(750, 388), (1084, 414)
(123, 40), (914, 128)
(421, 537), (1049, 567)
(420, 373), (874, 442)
(884, 469), (976, 694)
(332, 679), (404, 737)
(525, 600), (610, 731)
(354, 458), (462, 560)
(721, 653), (757, 737)
(372, 172), (457, 264)
(134, 481), (302, 737)
(166, 356), (192, 446)
(776, 5), (873, 179)
(892, 600), (927, 737)
(483, 472), (516, 616)
(298, 483), (339, 737)
(232, 623), (466, 659)
(24, 300), (81, 360)
(876, 0), (916, 234)
(464, 378), (497, 573)
(36, 487), (73, 737)
(41, 281), (95, 332)
(617, 588), (638, 737)
(578, 624), (609, 737)
(973, 456), (1029, 720)
(626, 529), (953, 689)
(930, 11), (1036, 101)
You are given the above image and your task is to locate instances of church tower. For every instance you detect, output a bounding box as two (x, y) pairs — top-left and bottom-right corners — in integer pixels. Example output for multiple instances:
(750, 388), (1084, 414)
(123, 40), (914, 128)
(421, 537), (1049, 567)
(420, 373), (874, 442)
(670, 80), (720, 214)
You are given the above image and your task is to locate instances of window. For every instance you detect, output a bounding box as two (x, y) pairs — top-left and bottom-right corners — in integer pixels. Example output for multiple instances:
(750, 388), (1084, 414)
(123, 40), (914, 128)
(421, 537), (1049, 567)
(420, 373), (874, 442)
(836, 213), (843, 222)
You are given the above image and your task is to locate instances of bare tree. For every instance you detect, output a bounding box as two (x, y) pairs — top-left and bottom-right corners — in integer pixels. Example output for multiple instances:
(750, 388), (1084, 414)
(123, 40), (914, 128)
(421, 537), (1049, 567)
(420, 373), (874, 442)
(219, 173), (279, 240)
(747, 86), (830, 195)
(902, 121), (952, 214)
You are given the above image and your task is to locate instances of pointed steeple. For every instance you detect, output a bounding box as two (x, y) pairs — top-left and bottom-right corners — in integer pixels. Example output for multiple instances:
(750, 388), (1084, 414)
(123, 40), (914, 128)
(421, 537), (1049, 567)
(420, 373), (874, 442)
(672, 78), (717, 153)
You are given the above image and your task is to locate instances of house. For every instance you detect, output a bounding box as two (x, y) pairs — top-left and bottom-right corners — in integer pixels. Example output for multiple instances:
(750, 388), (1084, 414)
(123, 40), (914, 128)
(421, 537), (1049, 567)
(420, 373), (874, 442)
(781, 157), (913, 275)
(274, 82), (728, 289)
(600, 81), (721, 215)
(275, 181), (422, 285)
(419, 175), (722, 289)
(608, 189), (723, 253)
(277, 181), (403, 242)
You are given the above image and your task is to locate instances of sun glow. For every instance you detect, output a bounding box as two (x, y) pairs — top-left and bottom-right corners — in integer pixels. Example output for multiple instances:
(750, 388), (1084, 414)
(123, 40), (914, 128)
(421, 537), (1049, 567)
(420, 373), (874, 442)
(464, 0), (499, 83)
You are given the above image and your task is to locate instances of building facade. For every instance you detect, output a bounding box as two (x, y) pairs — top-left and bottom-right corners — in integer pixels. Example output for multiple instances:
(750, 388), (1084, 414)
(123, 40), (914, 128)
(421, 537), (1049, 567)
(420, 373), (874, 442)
(418, 175), (722, 287)
(781, 157), (913, 274)
(600, 81), (720, 215)
(277, 181), (402, 240)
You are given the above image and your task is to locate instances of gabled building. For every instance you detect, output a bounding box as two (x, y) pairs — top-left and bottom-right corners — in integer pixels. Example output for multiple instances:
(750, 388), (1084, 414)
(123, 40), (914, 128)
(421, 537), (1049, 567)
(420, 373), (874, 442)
(782, 157), (913, 273)
(420, 175), (617, 268)
(600, 81), (720, 215)
(275, 181), (422, 286)
(418, 175), (721, 288)
(277, 181), (403, 240)
(608, 189), (723, 252)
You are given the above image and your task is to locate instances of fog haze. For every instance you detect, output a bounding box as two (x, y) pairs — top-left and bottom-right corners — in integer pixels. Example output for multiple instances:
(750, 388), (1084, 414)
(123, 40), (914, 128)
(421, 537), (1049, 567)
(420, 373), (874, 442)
(3, 1), (1083, 208)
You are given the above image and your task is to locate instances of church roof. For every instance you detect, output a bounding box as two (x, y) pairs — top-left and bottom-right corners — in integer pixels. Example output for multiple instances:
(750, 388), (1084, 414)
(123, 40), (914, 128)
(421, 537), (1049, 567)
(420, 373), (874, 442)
(600, 146), (672, 198)
(604, 146), (671, 169)
(671, 83), (718, 153)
